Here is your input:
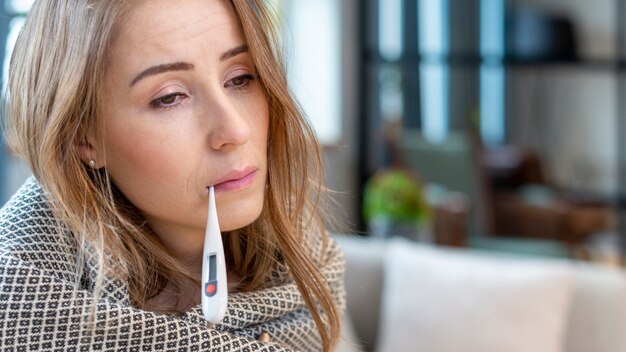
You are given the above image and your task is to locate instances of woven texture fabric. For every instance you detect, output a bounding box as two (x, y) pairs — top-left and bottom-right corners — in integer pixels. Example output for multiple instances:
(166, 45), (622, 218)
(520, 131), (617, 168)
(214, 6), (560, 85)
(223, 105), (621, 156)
(0, 177), (345, 351)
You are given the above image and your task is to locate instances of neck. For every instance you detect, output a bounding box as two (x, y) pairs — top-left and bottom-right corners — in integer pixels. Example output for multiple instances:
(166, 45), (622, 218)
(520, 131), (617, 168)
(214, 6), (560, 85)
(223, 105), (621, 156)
(149, 221), (206, 272)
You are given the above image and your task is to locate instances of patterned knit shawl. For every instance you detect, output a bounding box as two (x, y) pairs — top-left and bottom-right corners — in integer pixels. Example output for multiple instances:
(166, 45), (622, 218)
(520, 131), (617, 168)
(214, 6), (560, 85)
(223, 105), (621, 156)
(0, 177), (346, 351)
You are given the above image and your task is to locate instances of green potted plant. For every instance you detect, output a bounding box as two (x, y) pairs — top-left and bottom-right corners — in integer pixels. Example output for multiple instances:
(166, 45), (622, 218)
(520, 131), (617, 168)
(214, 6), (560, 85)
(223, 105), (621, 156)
(363, 169), (431, 240)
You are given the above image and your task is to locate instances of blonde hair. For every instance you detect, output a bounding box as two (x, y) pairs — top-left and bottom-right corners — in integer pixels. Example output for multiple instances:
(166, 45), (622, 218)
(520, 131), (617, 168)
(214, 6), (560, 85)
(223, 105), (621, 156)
(4, 0), (340, 350)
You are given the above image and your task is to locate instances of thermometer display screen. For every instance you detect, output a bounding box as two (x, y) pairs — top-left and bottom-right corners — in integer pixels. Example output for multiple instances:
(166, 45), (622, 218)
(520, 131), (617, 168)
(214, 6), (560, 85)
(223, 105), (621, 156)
(205, 254), (219, 297)
(209, 254), (217, 280)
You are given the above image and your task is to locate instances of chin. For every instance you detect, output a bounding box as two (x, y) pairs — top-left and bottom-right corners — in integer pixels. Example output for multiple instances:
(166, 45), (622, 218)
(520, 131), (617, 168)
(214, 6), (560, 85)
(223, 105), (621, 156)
(218, 197), (264, 232)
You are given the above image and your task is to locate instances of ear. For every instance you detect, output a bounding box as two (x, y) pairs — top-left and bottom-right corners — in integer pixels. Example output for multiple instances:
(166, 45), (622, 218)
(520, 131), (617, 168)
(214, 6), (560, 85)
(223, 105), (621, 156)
(76, 135), (103, 169)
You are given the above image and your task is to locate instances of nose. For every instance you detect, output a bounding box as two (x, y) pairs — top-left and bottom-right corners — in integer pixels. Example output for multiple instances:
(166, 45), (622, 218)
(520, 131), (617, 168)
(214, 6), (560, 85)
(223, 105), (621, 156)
(205, 95), (251, 151)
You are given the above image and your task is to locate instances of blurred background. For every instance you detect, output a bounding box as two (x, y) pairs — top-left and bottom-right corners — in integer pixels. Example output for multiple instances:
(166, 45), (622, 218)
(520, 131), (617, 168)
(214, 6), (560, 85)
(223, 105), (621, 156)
(2, 0), (626, 264)
(277, 0), (626, 264)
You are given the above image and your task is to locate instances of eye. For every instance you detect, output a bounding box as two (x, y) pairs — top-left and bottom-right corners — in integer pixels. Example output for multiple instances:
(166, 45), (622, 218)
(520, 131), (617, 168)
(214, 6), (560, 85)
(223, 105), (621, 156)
(150, 92), (187, 110)
(225, 74), (256, 90)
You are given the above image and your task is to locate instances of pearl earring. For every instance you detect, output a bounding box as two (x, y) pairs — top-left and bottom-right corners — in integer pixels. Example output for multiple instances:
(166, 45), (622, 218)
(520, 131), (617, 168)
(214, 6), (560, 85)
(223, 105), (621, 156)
(89, 160), (96, 168)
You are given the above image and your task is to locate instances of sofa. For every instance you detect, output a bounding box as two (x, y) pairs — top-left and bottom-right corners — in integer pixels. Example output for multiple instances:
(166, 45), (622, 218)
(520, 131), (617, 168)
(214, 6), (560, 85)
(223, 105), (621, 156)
(335, 234), (626, 352)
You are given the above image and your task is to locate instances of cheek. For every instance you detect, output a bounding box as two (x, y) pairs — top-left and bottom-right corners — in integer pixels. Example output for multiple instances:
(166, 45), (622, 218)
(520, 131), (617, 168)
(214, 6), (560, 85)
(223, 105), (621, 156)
(105, 124), (157, 173)
(102, 118), (194, 197)
(248, 96), (270, 152)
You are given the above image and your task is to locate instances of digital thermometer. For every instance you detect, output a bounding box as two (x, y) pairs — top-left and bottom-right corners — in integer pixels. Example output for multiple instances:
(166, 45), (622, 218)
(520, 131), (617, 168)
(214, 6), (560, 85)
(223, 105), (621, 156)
(201, 186), (228, 322)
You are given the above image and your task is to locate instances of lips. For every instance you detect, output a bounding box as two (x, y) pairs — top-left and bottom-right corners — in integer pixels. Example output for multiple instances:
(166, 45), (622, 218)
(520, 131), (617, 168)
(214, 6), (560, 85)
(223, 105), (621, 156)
(211, 167), (258, 192)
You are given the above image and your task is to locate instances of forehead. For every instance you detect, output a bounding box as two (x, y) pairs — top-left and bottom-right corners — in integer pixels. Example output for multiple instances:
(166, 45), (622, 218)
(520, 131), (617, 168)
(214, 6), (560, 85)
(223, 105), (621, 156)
(111, 0), (243, 64)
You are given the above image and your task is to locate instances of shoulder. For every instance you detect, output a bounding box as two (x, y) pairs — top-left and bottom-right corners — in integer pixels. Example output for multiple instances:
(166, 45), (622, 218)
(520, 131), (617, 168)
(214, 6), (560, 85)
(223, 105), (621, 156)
(0, 177), (79, 283)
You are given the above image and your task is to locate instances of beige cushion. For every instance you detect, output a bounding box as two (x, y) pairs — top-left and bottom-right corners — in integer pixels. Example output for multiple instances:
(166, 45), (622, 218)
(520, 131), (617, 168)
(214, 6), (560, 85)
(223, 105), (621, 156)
(335, 234), (385, 351)
(337, 312), (364, 352)
(563, 263), (626, 352)
(377, 238), (574, 352)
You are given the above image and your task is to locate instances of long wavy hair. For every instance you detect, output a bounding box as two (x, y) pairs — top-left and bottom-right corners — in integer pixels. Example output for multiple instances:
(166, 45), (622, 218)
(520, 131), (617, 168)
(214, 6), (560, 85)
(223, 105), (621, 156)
(4, 0), (340, 350)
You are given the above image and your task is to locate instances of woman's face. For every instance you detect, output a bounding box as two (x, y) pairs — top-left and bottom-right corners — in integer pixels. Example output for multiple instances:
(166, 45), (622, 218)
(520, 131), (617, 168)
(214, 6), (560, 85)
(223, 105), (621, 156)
(98, 0), (269, 238)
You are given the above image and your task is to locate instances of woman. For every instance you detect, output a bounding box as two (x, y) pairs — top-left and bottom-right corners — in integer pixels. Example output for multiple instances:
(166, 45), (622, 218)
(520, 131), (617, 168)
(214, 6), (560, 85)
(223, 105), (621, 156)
(0, 0), (345, 351)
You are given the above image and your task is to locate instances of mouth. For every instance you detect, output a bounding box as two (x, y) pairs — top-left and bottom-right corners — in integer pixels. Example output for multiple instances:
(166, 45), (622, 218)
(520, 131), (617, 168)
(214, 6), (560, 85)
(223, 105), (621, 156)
(210, 167), (258, 192)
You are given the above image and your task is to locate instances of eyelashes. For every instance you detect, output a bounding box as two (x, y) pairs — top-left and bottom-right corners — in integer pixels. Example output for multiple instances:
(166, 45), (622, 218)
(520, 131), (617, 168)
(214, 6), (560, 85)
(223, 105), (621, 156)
(150, 92), (185, 110)
(225, 73), (255, 90)
(149, 73), (257, 111)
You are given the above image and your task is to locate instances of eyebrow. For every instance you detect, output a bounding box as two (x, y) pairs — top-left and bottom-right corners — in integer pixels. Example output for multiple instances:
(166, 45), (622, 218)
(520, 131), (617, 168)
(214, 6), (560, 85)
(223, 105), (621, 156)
(130, 62), (194, 87)
(129, 44), (250, 87)
(219, 44), (248, 62)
